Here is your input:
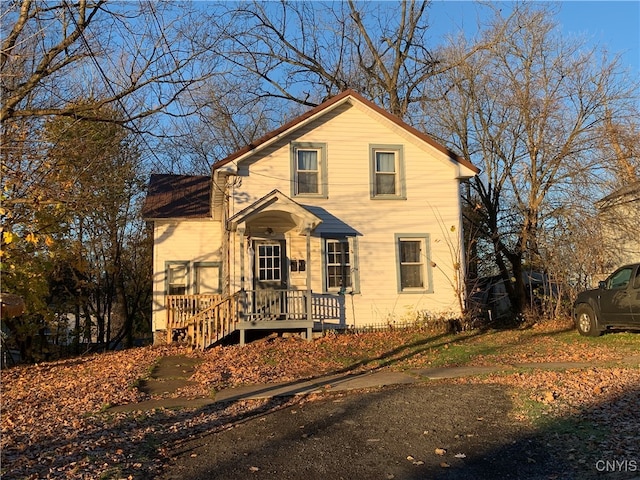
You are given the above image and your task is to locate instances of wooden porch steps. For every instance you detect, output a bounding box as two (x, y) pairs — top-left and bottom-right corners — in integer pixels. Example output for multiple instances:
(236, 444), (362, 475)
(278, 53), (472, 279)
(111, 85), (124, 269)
(167, 294), (238, 349)
(166, 290), (315, 349)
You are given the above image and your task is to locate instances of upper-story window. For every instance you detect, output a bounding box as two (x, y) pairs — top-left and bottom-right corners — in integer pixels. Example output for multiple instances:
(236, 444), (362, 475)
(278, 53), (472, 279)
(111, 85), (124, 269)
(297, 149), (320, 194)
(291, 142), (327, 198)
(370, 144), (406, 199)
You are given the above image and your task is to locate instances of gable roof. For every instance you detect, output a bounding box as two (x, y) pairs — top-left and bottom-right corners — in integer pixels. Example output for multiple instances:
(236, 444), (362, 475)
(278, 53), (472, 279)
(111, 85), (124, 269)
(227, 189), (323, 234)
(142, 174), (211, 219)
(212, 89), (479, 175)
(596, 180), (640, 210)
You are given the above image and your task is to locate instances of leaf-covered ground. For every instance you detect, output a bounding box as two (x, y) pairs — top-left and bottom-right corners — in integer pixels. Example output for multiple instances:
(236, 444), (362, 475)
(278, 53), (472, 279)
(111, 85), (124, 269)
(2, 319), (639, 479)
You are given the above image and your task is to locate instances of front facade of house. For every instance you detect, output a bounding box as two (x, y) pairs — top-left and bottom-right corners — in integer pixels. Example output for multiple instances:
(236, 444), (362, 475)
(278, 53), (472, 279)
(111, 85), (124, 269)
(143, 90), (478, 346)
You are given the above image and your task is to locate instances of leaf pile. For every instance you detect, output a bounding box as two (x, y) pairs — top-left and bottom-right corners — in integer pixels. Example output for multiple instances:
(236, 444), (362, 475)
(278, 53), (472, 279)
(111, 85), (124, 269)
(187, 330), (422, 395)
(2, 324), (638, 479)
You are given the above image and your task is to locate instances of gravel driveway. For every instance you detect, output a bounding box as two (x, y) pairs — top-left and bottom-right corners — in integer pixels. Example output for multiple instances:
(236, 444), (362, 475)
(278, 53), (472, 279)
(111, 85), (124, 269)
(158, 383), (596, 480)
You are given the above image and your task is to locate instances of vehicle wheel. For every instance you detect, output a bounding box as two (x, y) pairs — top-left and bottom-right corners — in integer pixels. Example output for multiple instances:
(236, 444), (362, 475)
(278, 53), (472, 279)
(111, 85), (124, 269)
(576, 304), (601, 337)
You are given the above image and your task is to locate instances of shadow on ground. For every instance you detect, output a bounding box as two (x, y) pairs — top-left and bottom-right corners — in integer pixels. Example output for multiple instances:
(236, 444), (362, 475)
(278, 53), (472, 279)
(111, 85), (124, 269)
(3, 327), (638, 479)
(154, 382), (639, 480)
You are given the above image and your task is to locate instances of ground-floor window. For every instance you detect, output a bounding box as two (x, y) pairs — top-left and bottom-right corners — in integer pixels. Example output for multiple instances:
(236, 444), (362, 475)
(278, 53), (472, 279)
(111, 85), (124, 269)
(166, 261), (189, 295)
(395, 234), (433, 293)
(194, 262), (222, 294)
(323, 237), (359, 293)
(326, 239), (350, 290)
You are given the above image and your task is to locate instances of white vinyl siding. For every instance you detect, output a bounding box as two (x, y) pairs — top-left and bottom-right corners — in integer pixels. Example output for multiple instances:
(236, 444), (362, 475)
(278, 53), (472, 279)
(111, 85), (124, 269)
(152, 219), (222, 333)
(223, 100), (468, 324)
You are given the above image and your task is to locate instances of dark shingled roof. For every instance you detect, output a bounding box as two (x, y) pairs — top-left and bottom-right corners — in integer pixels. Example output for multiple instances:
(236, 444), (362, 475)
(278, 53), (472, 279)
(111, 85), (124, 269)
(142, 174), (211, 219)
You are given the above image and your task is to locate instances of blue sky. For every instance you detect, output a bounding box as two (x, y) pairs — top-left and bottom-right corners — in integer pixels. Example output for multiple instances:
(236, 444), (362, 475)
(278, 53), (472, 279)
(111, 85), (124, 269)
(429, 1), (640, 76)
(555, 1), (639, 75)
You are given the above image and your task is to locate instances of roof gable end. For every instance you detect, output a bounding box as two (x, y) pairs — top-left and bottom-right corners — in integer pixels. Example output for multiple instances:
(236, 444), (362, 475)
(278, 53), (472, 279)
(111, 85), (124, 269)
(213, 90), (479, 176)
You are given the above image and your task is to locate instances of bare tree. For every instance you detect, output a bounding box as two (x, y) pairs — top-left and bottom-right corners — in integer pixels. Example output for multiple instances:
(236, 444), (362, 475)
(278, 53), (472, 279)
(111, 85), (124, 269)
(425, 3), (640, 319)
(1, 0), (218, 126)
(198, 0), (447, 120)
(169, 0), (493, 173)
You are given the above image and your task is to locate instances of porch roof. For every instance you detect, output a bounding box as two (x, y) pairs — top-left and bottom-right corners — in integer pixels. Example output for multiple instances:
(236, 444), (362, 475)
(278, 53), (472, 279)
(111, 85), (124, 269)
(228, 189), (323, 234)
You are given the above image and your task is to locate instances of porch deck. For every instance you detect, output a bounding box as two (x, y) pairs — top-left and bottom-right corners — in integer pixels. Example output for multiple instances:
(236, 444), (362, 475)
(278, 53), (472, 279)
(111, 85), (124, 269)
(166, 290), (341, 348)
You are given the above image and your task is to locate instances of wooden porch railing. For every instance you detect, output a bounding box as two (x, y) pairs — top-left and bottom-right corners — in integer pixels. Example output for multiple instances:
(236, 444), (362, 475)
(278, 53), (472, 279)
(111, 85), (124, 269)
(166, 289), (341, 349)
(240, 289), (309, 321)
(188, 293), (240, 349)
(166, 294), (223, 336)
(166, 293), (239, 349)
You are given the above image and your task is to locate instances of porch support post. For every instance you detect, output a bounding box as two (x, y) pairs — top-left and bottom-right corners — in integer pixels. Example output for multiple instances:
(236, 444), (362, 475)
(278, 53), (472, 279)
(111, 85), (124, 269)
(238, 227), (249, 346)
(305, 225), (313, 340)
(239, 227), (245, 291)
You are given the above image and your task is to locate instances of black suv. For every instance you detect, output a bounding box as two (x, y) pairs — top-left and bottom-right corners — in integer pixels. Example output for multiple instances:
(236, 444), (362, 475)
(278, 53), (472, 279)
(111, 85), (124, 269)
(573, 263), (640, 336)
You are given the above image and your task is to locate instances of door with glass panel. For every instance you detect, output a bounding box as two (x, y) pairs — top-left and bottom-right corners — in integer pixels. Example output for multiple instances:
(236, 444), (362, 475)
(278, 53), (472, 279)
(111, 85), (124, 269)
(253, 240), (287, 319)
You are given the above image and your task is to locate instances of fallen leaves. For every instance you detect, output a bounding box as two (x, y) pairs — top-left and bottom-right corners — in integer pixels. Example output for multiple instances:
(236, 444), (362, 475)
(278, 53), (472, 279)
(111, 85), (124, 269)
(1, 324), (638, 479)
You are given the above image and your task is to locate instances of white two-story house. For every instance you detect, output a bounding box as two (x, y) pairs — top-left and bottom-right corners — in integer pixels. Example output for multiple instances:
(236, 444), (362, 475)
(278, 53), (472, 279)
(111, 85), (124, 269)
(142, 90), (479, 347)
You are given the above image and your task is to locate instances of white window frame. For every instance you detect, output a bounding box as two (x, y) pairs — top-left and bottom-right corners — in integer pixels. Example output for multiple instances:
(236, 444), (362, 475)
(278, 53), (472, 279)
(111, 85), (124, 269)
(291, 142), (328, 198)
(257, 243), (282, 282)
(326, 239), (350, 291)
(370, 144), (406, 199)
(395, 234), (433, 293)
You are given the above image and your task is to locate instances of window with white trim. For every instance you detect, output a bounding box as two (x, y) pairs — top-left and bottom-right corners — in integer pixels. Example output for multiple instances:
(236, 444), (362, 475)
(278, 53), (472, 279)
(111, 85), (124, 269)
(257, 243), (281, 281)
(166, 262), (189, 295)
(370, 145), (405, 199)
(395, 234), (432, 293)
(291, 142), (327, 197)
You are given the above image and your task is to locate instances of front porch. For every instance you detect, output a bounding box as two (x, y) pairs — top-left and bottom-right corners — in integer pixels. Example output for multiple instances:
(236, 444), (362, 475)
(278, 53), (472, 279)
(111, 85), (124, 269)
(166, 290), (345, 348)
(163, 190), (346, 348)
